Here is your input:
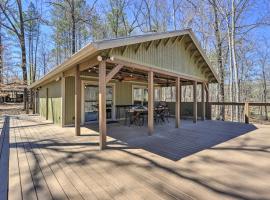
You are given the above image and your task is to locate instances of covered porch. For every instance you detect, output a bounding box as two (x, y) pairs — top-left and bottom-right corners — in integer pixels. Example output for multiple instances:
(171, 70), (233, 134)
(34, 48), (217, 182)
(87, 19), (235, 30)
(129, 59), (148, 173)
(72, 56), (211, 150)
(31, 30), (219, 150)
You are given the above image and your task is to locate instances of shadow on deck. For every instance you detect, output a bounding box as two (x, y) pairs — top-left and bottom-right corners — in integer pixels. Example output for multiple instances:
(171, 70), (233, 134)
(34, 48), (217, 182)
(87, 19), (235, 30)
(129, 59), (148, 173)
(85, 119), (258, 161)
(5, 116), (270, 200)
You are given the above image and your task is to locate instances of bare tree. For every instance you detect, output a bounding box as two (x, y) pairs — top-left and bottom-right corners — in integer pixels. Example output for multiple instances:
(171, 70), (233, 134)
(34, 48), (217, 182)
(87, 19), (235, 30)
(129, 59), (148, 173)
(0, 0), (29, 113)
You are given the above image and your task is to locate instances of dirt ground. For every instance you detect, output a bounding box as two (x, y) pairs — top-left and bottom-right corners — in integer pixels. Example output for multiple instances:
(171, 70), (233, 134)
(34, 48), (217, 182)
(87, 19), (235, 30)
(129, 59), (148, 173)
(0, 103), (31, 116)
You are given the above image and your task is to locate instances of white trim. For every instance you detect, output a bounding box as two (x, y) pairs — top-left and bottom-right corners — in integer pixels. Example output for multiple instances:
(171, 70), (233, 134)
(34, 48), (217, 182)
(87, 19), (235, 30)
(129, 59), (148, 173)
(81, 80), (116, 124)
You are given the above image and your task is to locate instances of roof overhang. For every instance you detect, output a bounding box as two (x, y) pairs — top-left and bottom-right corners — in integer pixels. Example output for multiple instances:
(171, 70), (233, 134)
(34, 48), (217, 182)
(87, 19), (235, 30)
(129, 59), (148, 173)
(29, 29), (219, 89)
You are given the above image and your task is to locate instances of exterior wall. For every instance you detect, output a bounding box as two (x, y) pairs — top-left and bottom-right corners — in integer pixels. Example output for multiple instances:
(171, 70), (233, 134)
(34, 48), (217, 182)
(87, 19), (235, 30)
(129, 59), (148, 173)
(64, 74), (149, 125)
(110, 38), (207, 81)
(65, 76), (75, 125)
(38, 80), (62, 124)
(115, 81), (147, 105)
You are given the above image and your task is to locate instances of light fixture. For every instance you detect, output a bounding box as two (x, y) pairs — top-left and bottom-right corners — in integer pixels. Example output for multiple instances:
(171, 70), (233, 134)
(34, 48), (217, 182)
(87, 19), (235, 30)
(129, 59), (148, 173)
(97, 55), (103, 61)
(110, 56), (114, 61)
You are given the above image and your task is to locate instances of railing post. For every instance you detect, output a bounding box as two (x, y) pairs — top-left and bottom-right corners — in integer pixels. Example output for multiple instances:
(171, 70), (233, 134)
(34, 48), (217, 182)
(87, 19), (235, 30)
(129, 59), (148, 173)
(244, 102), (249, 124)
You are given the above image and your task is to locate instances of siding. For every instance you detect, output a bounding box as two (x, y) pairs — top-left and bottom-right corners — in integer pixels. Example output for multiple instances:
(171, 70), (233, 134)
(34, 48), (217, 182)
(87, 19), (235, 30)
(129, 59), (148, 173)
(38, 80), (62, 124)
(110, 37), (207, 80)
(65, 76), (75, 125)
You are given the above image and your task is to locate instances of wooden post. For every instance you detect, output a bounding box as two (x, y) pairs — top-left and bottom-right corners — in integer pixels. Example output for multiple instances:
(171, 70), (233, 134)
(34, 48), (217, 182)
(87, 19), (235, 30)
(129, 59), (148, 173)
(201, 83), (205, 121)
(61, 75), (66, 127)
(148, 71), (154, 135)
(99, 61), (107, 149)
(33, 90), (36, 114)
(193, 81), (197, 123)
(46, 88), (48, 120)
(244, 102), (249, 124)
(175, 77), (180, 128)
(205, 83), (211, 119)
(35, 91), (38, 114)
(75, 65), (81, 136)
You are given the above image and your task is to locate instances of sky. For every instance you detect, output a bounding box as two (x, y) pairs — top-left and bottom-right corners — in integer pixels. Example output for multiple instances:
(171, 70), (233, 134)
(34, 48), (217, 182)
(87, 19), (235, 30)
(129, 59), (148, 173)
(4, 0), (270, 81)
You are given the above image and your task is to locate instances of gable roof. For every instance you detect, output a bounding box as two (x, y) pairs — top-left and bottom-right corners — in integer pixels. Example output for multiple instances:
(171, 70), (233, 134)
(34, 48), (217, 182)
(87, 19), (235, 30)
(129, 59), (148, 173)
(30, 29), (219, 88)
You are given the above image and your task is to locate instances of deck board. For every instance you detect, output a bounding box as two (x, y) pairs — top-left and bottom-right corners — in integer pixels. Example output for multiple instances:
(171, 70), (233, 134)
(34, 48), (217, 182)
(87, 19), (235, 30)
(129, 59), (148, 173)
(1, 115), (270, 200)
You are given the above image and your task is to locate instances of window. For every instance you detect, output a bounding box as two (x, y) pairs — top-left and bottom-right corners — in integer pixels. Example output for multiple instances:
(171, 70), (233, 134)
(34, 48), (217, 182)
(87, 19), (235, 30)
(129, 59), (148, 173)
(161, 86), (176, 102)
(133, 85), (148, 105)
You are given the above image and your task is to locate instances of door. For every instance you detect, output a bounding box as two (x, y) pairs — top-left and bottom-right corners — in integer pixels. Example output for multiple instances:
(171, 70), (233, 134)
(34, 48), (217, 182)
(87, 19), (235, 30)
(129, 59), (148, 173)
(84, 85), (113, 122)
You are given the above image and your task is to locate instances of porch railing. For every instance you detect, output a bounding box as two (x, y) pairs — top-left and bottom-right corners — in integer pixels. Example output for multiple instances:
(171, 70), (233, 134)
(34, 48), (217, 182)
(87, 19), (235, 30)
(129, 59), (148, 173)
(208, 102), (270, 124)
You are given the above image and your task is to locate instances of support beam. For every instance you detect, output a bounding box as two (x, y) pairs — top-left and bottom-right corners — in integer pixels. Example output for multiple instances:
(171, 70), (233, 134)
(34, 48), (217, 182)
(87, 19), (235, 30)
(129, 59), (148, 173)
(145, 41), (152, 51)
(32, 90), (36, 114)
(46, 88), (48, 120)
(148, 71), (154, 135)
(205, 83), (210, 119)
(105, 64), (123, 83)
(193, 81), (197, 123)
(61, 75), (66, 127)
(75, 65), (81, 136)
(99, 61), (107, 149)
(201, 83), (205, 121)
(244, 102), (249, 124)
(175, 77), (181, 128)
(35, 91), (38, 114)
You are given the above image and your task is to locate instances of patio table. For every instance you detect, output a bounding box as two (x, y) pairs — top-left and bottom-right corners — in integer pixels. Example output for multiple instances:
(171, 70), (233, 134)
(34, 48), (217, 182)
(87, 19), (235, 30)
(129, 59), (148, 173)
(125, 106), (169, 126)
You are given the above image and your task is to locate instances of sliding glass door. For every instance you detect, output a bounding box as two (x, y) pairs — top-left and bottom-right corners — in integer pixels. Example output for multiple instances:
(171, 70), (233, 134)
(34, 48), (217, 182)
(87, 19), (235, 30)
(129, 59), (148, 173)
(84, 85), (113, 122)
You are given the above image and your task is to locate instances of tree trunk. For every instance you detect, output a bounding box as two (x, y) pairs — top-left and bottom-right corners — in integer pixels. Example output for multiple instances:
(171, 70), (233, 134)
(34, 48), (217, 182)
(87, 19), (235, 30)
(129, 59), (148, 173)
(212, 0), (225, 120)
(71, 0), (76, 54)
(17, 0), (29, 113)
(231, 0), (240, 121)
(262, 65), (268, 120)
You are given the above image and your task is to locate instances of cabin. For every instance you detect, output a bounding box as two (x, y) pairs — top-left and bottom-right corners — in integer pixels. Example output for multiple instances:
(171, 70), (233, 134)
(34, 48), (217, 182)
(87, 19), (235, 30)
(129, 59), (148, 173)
(30, 29), (219, 149)
(0, 82), (24, 103)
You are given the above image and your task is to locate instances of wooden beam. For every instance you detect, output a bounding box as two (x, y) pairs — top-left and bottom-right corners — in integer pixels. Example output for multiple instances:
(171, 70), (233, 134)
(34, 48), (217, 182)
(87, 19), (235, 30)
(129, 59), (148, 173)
(107, 57), (207, 83)
(164, 38), (170, 46)
(134, 43), (142, 54)
(79, 58), (99, 72)
(193, 81), (197, 123)
(193, 56), (200, 65)
(185, 41), (193, 50)
(145, 41), (153, 51)
(201, 66), (208, 74)
(148, 71), (154, 135)
(46, 88), (48, 120)
(175, 77), (181, 128)
(156, 39), (162, 48)
(179, 35), (185, 44)
(195, 57), (203, 66)
(99, 61), (107, 149)
(244, 102), (249, 124)
(190, 49), (198, 59)
(32, 90), (36, 114)
(205, 83), (210, 119)
(75, 65), (81, 136)
(61, 74), (66, 127)
(171, 36), (179, 45)
(198, 62), (206, 70)
(121, 46), (128, 55)
(105, 64), (123, 83)
(201, 83), (205, 121)
(35, 91), (38, 114)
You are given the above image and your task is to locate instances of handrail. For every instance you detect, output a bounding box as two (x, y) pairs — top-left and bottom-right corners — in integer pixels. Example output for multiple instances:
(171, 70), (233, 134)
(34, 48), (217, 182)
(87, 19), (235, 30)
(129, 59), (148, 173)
(209, 102), (270, 106)
(207, 102), (269, 124)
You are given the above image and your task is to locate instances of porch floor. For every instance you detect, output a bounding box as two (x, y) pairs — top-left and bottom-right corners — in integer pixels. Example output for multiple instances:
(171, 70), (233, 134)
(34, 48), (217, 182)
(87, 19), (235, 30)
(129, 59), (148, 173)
(3, 115), (270, 199)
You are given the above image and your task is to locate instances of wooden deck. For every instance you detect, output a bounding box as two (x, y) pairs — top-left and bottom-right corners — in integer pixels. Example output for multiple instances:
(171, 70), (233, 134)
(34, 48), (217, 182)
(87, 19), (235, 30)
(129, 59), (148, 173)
(1, 115), (270, 200)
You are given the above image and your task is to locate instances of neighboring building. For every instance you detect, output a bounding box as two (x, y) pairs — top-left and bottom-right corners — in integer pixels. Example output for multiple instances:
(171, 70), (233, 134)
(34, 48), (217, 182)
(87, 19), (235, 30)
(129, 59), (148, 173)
(0, 82), (24, 103)
(30, 29), (219, 149)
